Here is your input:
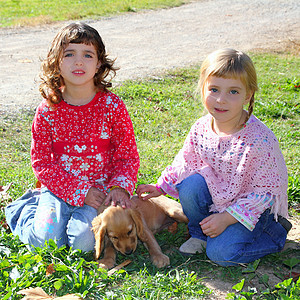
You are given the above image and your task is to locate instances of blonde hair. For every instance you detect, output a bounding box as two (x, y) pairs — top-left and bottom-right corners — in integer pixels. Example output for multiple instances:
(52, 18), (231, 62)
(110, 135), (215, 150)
(39, 22), (118, 106)
(198, 48), (258, 122)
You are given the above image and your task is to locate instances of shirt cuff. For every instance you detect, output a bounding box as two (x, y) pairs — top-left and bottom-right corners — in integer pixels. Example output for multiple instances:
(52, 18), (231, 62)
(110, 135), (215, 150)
(157, 177), (179, 198)
(226, 204), (258, 231)
(108, 178), (134, 195)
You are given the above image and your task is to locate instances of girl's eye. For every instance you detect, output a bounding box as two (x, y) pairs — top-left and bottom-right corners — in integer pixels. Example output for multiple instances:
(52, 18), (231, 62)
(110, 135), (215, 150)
(230, 90), (239, 95)
(84, 54), (93, 58)
(64, 53), (73, 57)
(210, 88), (218, 93)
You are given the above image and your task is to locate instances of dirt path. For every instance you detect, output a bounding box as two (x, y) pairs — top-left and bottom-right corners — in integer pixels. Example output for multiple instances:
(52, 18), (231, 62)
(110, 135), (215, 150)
(0, 1), (299, 298)
(0, 0), (299, 113)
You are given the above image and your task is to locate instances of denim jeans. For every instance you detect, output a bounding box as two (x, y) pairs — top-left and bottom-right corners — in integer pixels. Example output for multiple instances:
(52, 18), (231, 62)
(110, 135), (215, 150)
(5, 188), (97, 252)
(176, 174), (287, 266)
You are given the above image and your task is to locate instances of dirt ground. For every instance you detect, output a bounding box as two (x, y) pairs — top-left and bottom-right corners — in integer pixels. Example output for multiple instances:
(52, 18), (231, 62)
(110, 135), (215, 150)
(0, 0), (300, 113)
(0, 0), (299, 298)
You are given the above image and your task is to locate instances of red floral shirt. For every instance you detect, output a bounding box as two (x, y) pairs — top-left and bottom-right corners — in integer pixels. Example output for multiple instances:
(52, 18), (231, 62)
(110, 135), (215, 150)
(31, 91), (140, 207)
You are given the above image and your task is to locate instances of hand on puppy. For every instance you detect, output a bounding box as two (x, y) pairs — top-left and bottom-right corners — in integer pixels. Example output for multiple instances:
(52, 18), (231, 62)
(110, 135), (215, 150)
(105, 187), (131, 208)
(84, 187), (106, 209)
(136, 184), (163, 201)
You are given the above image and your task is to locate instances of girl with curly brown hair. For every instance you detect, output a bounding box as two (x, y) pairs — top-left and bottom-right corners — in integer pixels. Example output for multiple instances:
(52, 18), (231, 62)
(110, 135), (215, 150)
(6, 22), (139, 252)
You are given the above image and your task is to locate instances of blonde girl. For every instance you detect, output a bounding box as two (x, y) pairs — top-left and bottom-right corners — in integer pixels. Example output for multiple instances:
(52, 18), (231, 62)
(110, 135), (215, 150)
(137, 48), (291, 266)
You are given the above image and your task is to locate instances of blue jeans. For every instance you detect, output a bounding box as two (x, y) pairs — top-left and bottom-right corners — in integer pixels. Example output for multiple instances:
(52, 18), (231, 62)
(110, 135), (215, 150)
(5, 188), (97, 252)
(176, 174), (287, 266)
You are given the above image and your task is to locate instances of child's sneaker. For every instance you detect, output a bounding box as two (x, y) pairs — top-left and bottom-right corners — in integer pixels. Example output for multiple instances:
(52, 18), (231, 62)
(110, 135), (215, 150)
(179, 237), (207, 255)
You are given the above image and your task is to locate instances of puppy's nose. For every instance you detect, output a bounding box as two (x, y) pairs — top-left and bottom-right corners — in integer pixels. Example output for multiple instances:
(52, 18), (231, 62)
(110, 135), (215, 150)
(125, 249), (133, 255)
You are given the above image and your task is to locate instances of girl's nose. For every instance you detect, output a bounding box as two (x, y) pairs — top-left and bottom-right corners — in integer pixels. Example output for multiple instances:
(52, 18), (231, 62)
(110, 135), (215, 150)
(216, 93), (226, 103)
(75, 56), (83, 66)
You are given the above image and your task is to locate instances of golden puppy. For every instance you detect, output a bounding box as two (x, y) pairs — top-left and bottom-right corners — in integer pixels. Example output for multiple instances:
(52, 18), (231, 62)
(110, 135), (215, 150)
(91, 195), (188, 269)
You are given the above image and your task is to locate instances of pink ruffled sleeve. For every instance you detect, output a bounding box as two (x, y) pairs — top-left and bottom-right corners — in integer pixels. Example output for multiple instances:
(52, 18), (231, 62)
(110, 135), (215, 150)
(225, 193), (275, 231)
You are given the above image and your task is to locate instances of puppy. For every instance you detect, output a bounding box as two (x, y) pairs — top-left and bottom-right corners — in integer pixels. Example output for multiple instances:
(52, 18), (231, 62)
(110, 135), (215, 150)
(91, 195), (188, 269)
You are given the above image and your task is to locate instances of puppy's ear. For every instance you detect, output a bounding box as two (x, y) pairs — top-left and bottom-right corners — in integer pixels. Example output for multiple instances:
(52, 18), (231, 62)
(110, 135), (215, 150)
(91, 215), (106, 260)
(129, 209), (147, 241)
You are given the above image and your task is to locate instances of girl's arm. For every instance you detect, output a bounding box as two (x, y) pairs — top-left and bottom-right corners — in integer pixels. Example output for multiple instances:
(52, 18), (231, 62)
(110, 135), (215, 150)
(105, 97), (140, 197)
(225, 193), (275, 231)
(136, 184), (164, 200)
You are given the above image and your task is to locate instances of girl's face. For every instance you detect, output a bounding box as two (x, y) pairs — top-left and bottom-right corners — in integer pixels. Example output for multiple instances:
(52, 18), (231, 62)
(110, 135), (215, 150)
(59, 43), (100, 90)
(203, 75), (251, 135)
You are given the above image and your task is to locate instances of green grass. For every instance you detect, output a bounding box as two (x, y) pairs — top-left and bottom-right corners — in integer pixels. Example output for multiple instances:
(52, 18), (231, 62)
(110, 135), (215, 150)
(0, 0), (190, 28)
(0, 52), (300, 299)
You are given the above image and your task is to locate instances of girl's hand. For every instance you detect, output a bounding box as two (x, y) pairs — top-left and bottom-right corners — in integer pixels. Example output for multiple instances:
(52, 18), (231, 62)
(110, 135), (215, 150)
(136, 184), (162, 201)
(105, 187), (130, 209)
(200, 212), (238, 238)
(84, 187), (106, 210)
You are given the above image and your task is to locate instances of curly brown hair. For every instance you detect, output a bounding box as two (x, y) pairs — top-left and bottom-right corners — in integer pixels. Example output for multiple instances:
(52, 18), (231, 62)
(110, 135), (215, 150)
(39, 22), (118, 106)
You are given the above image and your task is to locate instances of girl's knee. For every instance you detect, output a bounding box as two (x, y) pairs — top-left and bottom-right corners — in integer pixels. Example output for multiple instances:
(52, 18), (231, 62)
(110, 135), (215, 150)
(69, 225), (95, 252)
(178, 174), (205, 201)
(206, 244), (238, 267)
(67, 207), (97, 252)
(177, 174), (211, 212)
(27, 220), (67, 249)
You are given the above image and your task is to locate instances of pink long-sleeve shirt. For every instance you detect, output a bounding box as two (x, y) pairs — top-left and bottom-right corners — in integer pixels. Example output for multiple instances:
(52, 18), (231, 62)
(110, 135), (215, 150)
(31, 91), (140, 207)
(158, 114), (288, 231)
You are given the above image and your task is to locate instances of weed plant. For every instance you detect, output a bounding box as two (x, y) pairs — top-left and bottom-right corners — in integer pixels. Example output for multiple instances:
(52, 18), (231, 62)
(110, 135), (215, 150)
(0, 52), (299, 299)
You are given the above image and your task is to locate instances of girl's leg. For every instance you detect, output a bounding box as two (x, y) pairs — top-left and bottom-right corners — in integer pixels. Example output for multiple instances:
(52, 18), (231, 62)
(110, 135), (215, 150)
(26, 189), (70, 249)
(206, 210), (287, 266)
(5, 189), (40, 239)
(67, 204), (97, 252)
(176, 173), (213, 240)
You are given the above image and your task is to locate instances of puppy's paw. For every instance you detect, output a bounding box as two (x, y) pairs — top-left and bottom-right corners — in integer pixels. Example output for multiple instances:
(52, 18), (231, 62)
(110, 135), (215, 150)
(98, 258), (115, 270)
(151, 253), (170, 268)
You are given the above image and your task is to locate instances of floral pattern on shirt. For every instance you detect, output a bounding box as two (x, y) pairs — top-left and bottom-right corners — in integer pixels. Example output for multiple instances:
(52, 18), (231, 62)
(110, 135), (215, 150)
(31, 91), (140, 207)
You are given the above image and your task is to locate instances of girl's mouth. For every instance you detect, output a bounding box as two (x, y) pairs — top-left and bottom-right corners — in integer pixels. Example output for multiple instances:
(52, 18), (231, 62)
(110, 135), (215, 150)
(72, 70), (85, 75)
(215, 108), (228, 112)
